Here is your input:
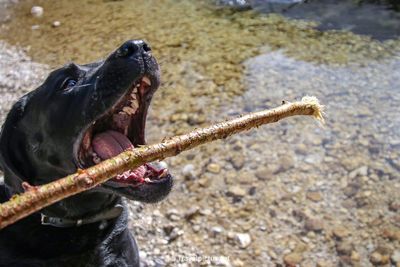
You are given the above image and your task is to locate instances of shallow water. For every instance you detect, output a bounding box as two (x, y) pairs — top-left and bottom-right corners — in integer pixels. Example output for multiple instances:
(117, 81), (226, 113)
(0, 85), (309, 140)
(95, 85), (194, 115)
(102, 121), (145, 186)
(1, 0), (399, 266)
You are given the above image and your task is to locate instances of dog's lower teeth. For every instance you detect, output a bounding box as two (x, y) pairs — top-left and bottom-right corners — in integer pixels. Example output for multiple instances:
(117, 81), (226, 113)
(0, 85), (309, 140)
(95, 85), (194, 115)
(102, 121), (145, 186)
(142, 76), (151, 86)
(159, 169), (168, 178)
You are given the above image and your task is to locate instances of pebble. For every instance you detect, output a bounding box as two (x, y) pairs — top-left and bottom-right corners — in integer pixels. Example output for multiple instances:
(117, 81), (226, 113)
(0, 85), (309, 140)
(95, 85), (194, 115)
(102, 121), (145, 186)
(336, 242), (353, 256)
(182, 164), (195, 179)
(306, 191), (323, 202)
(283, 252), (303, 266)
(230, 155), (245, 170)
(210, 226), (224, 237)
(304, 218), (324, 232)
(30, 6), (43, 18)
(255, 166), (273, 180)
(332, 226), (350, 239)
(235, 233), (252, 249)
(166, 209), (181, 221)
(227, 185), (246, 198)
(207, 163), (221, 174)
(52, 21), (61, 27)
(349, 165), (368, 178)
(391, 250), (400, 264)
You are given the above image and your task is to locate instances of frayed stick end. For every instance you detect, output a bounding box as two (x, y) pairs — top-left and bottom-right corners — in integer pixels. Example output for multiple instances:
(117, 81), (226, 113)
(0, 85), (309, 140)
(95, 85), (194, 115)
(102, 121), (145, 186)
(301, 96), (325, 124)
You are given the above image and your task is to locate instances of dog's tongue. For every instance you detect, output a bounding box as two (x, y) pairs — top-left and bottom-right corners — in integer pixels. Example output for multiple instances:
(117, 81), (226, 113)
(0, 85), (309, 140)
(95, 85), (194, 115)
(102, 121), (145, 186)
(92, 130), (134, 160)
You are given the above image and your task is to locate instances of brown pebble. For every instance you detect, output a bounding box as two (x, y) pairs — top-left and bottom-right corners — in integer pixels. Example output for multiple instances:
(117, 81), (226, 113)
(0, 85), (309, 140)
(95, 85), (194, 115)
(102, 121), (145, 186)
(306, 191), (323, 202)
(283, 252), (303, 267)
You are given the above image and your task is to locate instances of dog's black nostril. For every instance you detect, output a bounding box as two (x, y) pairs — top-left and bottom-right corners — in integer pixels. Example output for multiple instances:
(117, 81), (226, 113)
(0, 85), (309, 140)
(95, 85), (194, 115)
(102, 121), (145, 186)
(116, 41), (139, 58)
(143, 43), (151, 52)
(116, 40), (151, 58)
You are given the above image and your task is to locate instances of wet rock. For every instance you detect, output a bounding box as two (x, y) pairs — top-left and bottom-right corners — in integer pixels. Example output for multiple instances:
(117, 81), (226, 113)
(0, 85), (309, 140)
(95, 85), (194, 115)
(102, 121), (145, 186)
(184, 206), (200, 221)
(227, 185), (246, 198)
(306, 191), (323, 202)
(207, 163), (221, 174)
(332, 226), (351, 240)
(235, 233), (251, 249)
(349, 165), (368, 178)
(279, 155), (295, 173)
(283, 252), (303, 267)
(382, 227), (400, 241)
(52, 21), (61, 27)
(304, 218), (324, 232)
(255, 166), (274, 180)
(370, 247), (392, 265)
(166, 209), (181, 221)
(182, 164), (195, 179)
(336, 242), (354, 256)
(229, 155), (245, 170)
(391, 250), (400, 265)
(389, 200), (400, 212)
(30, 6), (43, 18)
(210, 226), (224, 237)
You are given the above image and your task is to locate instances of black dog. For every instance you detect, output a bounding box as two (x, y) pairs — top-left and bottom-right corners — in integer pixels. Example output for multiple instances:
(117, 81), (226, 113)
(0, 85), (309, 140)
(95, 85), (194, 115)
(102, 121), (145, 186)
(0, 40), (173, 267)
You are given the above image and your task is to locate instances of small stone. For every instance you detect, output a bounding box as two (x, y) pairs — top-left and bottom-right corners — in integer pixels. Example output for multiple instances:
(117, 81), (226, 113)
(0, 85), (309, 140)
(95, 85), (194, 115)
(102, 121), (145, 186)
(382, 228), (400, 241)
(182, 164), (195, 179)
(349, 166), (368, 178)
(332, 226), (351, 239)
(184, 206), (200, 221)
(52, 21), (61, 27)
(166, 209), (181, 221)
(31, 6), (44, 17)
(306, 191), (323, 202)
(255, 166), (273, 180)
(391, 250), (400, 264)
(235, 233), (251, 248)
(336, 242), (353, 256)
(370, 247), (391, 265)
(210, 226), (224, 237)
(230, 155), (245, 170)
(389, 201), (400, 212)
(370, 252), (383, 265)
(31, 25), (40, 30)
(304, 218), (324, 232)
(227, 185), (246, 198)
(283, 252), (303, 266)
(316, 260), (333, 267)
(207, 163), (221, 174)
(139, 250), (147, 260)
(351, 251), (360, 262)
(279, 155), (295, 172)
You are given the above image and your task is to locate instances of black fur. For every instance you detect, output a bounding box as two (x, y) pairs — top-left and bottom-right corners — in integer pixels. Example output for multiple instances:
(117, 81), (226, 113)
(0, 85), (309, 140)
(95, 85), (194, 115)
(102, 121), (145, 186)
(0, 40), (173, 267)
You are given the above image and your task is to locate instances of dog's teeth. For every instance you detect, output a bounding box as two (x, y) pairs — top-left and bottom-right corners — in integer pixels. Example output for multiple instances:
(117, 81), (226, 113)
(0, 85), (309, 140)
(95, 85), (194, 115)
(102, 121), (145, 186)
(123, 107), (135, 115)
(159, 169), (168, 178)
(144, 178), (152, 183)
(93, 156), (101, 164)
(142, 76), (151, 86)
(131, 99), (139, 110)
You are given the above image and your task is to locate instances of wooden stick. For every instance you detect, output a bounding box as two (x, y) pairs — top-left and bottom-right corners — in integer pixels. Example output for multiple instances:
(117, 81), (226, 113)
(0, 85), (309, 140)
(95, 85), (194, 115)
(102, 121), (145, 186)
(0, 96), (324, 229)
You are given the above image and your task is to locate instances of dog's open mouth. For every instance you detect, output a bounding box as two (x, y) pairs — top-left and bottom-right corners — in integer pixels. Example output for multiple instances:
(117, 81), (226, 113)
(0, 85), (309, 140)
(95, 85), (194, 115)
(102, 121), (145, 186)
(76, 76), (169, 188)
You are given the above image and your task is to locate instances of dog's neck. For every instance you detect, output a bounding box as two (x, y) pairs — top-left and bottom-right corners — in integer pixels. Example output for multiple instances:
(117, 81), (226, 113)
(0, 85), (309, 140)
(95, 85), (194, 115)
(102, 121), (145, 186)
(40, 202), (123, 228)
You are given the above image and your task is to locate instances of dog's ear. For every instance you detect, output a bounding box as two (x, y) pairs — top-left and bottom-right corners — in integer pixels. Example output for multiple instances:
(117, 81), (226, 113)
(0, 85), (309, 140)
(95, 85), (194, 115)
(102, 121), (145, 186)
(0, 95), (31, 194)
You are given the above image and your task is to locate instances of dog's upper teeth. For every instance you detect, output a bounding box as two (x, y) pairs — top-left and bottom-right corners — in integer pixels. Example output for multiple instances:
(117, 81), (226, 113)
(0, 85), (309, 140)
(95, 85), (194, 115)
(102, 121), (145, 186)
(142, 76), (151, 86)
(130, 99), (139, 110)
(144, 178), (152, 183)
(123, 107), (135, 115)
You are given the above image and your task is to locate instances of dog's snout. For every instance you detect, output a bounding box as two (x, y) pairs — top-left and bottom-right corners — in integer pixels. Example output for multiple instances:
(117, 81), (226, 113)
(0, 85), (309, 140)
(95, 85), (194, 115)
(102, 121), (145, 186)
(116, 40), (151, 58)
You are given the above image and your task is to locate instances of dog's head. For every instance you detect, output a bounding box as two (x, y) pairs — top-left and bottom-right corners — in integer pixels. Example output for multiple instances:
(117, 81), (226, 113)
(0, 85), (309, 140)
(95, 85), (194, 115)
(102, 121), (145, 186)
(0, 40), (173, 218)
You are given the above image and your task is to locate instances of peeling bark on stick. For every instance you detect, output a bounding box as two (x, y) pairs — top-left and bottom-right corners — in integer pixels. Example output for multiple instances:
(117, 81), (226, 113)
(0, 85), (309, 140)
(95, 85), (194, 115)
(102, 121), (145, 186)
(0, 96), (324, 229)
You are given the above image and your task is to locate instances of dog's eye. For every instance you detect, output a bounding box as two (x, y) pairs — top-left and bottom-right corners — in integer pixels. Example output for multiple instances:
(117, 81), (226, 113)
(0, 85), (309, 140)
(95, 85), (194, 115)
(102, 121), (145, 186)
(62, 79), (77, 90)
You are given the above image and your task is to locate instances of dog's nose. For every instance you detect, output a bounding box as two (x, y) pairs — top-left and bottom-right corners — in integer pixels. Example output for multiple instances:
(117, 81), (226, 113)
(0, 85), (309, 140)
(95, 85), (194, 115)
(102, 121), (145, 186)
(116, 40), (151, 58)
